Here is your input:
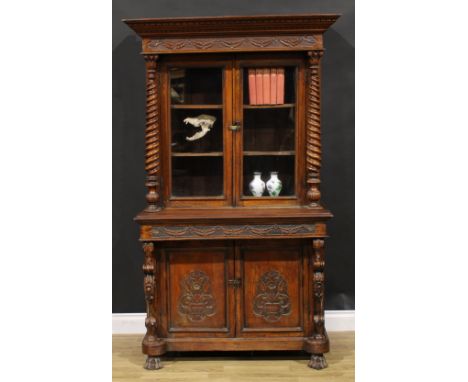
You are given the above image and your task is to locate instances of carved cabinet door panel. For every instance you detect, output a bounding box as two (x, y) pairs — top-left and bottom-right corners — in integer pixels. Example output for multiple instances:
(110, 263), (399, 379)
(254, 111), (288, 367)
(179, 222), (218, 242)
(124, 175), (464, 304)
(161, 241), (235, 338)
(235, 240), (308, 337)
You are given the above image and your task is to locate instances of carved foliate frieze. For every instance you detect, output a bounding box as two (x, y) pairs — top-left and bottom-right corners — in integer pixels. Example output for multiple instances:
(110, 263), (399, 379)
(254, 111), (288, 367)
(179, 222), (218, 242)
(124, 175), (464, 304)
(151, 223), (319, 240)
(143, 35), (317, 53)
(253, 270), (291, 322)
(178, 270), (216, 322)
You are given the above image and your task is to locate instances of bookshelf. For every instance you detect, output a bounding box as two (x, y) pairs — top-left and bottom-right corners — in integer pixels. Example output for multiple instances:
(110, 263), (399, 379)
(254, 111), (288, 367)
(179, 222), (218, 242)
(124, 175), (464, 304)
(171, 152), (223, 157)
(243, 150), (295, 156)
(124, 13), (339, 372)
(171, 104), (223, 109)
(243, 103), (295, 109)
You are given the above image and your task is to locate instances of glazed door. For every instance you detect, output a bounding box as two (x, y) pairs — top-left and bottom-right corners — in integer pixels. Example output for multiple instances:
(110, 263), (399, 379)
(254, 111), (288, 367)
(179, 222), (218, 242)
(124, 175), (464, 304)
(160, 241), (235, 338)
(234, 240), (308, 337)
(233, 54), (306, 206)
(161, 56), (234, 207)
(161, 54), (306, 208)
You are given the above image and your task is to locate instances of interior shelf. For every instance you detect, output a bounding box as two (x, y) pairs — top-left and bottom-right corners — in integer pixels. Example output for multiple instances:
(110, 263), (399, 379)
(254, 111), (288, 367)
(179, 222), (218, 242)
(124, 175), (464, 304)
(243, 151), (295, 156)
(172, 152), (223, 157)
(171, 104), (223, 109)
(243, 104), (295, 109)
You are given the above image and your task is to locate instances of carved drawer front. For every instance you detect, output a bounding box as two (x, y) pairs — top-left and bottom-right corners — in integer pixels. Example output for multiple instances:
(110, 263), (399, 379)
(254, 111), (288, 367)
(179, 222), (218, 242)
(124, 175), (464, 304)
(236, 242), (305, 337)
(165, 245), (235, 337)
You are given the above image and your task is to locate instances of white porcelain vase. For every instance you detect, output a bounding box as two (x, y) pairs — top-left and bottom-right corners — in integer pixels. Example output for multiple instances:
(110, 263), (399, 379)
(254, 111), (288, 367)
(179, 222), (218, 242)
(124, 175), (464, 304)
(249, 172), (265, 197)
(266, 172), (282, 197)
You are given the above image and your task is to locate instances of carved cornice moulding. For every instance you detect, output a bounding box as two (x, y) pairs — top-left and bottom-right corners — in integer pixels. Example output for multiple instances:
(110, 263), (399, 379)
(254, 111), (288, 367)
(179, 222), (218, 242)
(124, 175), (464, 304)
(123, 14), (340, 39)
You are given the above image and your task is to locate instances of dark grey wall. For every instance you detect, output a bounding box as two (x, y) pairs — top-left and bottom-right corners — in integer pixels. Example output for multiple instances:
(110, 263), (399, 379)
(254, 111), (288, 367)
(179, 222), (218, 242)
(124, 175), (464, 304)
(113, 0), (354, 312)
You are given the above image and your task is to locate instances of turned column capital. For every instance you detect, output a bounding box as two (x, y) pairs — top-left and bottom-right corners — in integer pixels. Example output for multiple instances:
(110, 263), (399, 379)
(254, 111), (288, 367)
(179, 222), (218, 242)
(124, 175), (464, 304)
(143, 53), (159, 63)
(307, 50), (324, 65)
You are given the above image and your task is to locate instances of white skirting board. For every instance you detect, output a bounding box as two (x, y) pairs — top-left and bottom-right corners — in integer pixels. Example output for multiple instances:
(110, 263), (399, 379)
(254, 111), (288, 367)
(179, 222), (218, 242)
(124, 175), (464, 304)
(112, 310), (355, 334)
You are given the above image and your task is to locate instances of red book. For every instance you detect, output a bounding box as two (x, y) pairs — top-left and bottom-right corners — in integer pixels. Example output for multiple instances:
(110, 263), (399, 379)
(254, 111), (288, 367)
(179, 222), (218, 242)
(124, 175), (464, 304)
(276, 67), (285, 104)
(255, 69), (263, 105)
(248, 69), (257, 105)
(263, 68), (270, 104)
(270, 68), (277, 104)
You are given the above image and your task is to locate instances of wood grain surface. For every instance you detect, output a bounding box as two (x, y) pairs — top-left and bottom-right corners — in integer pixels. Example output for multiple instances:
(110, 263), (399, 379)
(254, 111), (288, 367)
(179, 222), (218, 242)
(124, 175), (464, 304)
(113, 331), (354, 381)
(123, 14), (340, 369)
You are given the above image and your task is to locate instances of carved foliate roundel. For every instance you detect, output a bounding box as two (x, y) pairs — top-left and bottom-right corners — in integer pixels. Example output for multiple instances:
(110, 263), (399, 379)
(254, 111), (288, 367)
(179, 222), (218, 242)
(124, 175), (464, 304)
(253, 270), (291, 322)
(178, 270), (216, 322)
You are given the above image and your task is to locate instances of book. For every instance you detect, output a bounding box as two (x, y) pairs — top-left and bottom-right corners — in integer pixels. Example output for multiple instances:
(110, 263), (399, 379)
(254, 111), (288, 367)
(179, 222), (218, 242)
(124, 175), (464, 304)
(248, 69), (257, 105)
(277, 67), (285, 104)
(263, 68), (270, 104)
(255, 68), (263, 105)
(270, 68), (277, 104)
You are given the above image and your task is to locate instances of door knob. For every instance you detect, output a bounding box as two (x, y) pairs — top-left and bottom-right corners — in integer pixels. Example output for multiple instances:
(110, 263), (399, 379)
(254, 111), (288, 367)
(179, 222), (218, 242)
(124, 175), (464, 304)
(229, 122), (241, 132)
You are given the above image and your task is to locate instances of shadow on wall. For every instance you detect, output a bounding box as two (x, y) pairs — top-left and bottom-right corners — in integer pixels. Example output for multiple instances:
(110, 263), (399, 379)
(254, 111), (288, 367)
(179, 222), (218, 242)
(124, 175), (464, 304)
(321, 28), (355, 309)
(113, 35), (147, 312)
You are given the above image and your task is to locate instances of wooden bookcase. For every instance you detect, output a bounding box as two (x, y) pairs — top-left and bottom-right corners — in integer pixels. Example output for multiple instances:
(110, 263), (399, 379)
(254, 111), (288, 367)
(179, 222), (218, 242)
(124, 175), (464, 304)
(124, 14), (339, 370)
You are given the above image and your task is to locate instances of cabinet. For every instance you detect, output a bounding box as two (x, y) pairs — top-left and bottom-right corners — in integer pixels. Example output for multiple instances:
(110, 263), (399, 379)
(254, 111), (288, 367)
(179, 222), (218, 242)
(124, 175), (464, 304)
(124, 14), (339, 370)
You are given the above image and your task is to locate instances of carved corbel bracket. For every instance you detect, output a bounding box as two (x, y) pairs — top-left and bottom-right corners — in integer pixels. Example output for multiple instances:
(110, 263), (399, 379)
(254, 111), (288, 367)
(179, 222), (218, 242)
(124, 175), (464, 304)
(311, 239), (325, 340)
(141, 242), (166, 363)
(304, 238), (328, 368)
(142, 242), (158, 342)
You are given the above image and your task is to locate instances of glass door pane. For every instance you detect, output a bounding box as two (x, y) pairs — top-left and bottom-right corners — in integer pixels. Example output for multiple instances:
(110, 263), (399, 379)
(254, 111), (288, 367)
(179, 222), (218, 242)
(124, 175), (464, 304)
(241, 66), (297, 198)
(169, 67), (225, 197)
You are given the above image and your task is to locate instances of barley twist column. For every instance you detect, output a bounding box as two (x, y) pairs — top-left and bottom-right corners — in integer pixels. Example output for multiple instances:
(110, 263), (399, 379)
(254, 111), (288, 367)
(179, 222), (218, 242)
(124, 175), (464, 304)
(306, 51), (324, 207)
(143, 54), (161, 211)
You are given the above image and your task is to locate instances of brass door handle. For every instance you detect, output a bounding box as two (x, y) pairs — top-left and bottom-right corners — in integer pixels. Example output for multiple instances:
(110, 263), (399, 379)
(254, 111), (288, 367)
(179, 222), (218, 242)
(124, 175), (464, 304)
(227, 279), (241, 287)
(229, 122), (241, 132)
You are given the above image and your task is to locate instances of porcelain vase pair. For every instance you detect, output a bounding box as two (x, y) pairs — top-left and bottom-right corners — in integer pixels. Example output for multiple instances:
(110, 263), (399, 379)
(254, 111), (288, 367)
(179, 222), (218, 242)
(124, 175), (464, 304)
(249, 172), (282, 197)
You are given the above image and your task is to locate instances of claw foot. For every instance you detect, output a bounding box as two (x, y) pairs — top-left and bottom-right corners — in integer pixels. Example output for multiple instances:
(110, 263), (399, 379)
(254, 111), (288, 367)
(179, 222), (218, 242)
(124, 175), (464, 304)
(308, 354), (328, 370)
(144, 356), (162, 370)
